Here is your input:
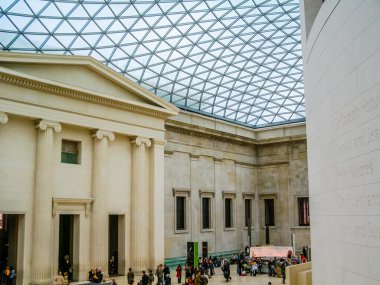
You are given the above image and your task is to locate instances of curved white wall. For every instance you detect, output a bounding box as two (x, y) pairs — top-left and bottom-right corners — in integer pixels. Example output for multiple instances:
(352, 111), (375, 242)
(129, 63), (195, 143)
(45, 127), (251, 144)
(302, 1), (380, 284)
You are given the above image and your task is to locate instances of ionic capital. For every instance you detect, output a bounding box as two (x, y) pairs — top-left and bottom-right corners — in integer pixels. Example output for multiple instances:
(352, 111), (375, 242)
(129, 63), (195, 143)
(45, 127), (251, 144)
(132, 136), (151, 147)
(0, 112), (8, 124)
(92, 129), (115, 141)
(36, 120), (61, 133)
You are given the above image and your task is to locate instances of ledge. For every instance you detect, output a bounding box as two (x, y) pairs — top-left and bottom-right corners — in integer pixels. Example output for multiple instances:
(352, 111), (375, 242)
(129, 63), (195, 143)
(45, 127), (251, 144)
(52, 198), (93, 217)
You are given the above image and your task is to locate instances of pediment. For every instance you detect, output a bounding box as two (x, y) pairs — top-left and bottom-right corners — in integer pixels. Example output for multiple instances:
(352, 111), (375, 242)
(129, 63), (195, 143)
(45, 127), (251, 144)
(0, 52), (178, 117)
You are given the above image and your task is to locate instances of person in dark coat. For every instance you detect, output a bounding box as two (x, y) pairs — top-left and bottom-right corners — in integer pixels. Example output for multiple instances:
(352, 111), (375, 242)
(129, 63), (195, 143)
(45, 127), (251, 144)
(128, 268), (135, 285)
(141, 271), (149, 285)
(222, 262), (231, 282)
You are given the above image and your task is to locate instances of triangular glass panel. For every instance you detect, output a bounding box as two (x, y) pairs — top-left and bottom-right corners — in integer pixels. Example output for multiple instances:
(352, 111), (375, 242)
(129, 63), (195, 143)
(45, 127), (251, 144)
(8, 15), (33, 31)
(109, 3), (129, 16)
(96, 35), (114, 48)
(42, 36), (64, 49)
(55, 35), (76, 48)
(8, 1), (33, 14)
(82, 3), (103, 17)
(82, 34), (101, 46)
(107, 32), (124, 45)
(24, 34), (49, 49)
(0, 32), (16, 48)
(71, 37), (90, 49)
(94, 5), (113, 18)
(0, 16), (17, 32)
(55, 21), (76, 35)
(9, 35), (35, 49)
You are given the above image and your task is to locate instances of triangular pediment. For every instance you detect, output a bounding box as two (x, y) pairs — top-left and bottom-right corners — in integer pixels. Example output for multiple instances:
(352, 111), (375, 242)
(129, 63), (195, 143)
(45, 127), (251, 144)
(0, 52), (179, 117)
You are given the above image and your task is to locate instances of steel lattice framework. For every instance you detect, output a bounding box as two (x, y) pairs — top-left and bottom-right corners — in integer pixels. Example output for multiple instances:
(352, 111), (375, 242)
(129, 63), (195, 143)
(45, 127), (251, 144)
(0, 0), (304, 128)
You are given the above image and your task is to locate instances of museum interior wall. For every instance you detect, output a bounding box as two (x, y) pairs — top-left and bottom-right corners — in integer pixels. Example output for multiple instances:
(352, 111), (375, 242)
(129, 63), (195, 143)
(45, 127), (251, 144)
(300, 0), (380, 284)
(164, 110), (310, 259)
(0, 52), (310, 285)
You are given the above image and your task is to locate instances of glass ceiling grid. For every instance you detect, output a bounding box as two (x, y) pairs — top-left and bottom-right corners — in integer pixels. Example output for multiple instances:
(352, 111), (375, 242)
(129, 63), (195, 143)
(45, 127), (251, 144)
(0, 0), (305, 128)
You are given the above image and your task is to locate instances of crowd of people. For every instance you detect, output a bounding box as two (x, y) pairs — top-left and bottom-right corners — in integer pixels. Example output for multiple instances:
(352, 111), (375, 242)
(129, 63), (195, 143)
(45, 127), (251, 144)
(53, 246), (309, 285)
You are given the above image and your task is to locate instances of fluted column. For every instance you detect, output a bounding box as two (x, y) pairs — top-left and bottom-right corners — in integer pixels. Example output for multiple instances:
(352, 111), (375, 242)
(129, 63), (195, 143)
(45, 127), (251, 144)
(150, 139), (166, 268)
(91, 130), (115, 271)
(32, 120), (61, 285)
(131, 136), (151, 271)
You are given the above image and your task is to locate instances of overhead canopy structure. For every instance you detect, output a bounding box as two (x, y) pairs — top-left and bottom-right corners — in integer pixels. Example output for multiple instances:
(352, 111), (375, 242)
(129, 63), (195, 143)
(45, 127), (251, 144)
(0, 0), (304, 128)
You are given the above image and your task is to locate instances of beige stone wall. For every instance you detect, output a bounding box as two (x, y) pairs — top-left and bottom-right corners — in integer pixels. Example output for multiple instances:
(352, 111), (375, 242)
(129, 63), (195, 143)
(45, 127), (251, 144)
(301, 1), (380, 284)
(164, 111), (310, 259)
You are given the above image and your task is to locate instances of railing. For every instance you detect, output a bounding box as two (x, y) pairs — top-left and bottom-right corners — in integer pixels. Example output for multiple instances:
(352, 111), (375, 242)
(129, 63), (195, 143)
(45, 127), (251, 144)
(164, 249), (239, 271)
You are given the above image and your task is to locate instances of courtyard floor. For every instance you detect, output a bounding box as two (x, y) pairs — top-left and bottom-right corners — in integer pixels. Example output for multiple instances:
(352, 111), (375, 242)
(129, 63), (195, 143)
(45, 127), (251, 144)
(106, 265), (285, 285)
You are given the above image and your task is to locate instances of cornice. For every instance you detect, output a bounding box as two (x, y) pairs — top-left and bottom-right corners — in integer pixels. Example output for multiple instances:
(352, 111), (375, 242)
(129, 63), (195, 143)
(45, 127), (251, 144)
(165, 120), (306, 146)
(0, 70), (172, 119)
(172, 188), (191, 197)
(166, 120), (256, 146)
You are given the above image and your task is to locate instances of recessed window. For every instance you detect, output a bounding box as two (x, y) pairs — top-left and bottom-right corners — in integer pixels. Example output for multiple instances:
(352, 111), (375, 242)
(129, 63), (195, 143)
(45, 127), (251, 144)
(61, 140), (80, 164)
(176, 196), (186, 230)
(202, 197), (211, 229)
(298, 197), (309, 226)
(244, 199), (252, 228)
(225, 198), (233, 228)
(264, 199), (275, 226)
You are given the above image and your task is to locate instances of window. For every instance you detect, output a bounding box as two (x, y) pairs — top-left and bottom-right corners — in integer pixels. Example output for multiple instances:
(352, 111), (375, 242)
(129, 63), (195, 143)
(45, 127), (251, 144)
(61, 140), (80, 164)
(245, 199), (252, 228)
(298, 197), (309, 226)
(202, 197), (211, 229)
(225, 198), (233, 228)
(173, 188), (190, 233)
(264, 199), (275, 226)
(176, 196), (186, 230)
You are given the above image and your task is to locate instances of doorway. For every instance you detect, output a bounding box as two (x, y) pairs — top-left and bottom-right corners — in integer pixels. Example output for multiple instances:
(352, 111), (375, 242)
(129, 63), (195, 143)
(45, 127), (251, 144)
(109, 215), (118, 275)
(58, 215), (74, 281)
(0, 214), (19, 271)
(202, 242), (208, 259)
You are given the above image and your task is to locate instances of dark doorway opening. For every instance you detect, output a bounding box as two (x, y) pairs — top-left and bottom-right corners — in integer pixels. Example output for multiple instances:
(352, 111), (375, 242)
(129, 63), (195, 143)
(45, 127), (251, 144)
(0, 214), (18, 272)
(202, 242), (208, 259)
(109, 215), (118, 276)
(59, 215), (73, 281)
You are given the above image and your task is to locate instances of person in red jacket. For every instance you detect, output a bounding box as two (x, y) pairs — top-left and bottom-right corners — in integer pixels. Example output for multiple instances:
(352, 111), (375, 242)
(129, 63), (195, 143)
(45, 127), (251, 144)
(175, 264), (182, 283)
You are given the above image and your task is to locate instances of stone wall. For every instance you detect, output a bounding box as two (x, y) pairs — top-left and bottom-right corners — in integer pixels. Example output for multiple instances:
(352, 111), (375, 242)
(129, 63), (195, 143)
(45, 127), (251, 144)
(300, 0), (380, 284)
(164, 111), (310, 259)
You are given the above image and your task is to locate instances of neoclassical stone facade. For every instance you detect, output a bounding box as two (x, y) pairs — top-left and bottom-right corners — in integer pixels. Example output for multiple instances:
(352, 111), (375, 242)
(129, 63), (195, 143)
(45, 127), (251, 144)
(164, 111), (310, 259)
(0, 52), (178, 285)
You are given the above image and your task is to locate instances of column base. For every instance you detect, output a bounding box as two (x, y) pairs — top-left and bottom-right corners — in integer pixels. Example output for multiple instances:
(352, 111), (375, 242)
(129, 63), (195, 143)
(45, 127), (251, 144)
(30, 280), (52, 285)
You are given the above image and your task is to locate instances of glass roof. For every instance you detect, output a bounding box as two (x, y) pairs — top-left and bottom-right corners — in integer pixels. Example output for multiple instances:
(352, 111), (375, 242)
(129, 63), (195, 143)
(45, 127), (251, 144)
(0, 0), (304, 128)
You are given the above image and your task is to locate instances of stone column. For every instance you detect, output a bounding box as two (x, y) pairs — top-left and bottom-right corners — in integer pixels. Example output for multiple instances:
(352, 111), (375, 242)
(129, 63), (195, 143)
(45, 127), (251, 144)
(32, 120), (61, 285)
(150, 139), (166, 268)
(91, 130), (115, 271)
(131, 136), (151, 271)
